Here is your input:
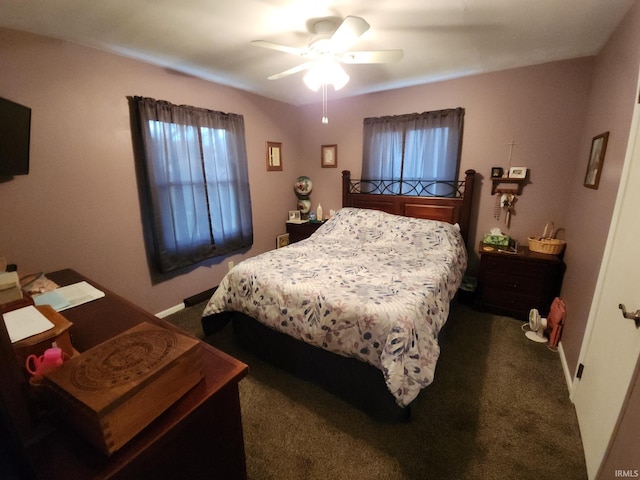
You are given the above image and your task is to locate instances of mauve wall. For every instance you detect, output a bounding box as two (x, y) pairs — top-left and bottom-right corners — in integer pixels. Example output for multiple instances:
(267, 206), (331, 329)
(0, 27), (304, 314)
(561, 0), (640, 377)
(297, 59), (593, 257)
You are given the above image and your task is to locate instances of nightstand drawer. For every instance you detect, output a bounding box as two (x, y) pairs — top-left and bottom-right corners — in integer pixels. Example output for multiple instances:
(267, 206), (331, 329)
(480, 287), (540, 313)
(481, 271), (546, 296)
(480, 256), (552, 280)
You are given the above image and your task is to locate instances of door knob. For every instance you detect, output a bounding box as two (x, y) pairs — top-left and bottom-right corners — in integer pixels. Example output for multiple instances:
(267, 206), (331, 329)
(618, 304), (640, 328)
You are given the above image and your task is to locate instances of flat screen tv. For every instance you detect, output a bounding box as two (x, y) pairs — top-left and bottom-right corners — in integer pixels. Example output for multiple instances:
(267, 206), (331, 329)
(0, 96), (31, 176)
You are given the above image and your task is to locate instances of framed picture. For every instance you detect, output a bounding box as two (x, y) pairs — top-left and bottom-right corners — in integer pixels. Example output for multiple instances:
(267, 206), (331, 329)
(491, 167), (504, 178)
(266, 141), (282, 171)
(584, 131), (609, 190)
(288, 210), (301, 222)
(276, 233), (290, 249)
(508, 167), (528, 179)
(321, 144), (337, 168)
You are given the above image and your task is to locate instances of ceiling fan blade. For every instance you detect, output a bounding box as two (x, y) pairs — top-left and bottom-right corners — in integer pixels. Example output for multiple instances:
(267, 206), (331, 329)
(330, 16), (370, 52)
(251, 40), (306, 57)
(339, 50), (404, 64)
(267, 62), (313, 80)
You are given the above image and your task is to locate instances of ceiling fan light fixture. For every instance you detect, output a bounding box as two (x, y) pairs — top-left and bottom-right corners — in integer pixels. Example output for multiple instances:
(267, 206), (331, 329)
(303, 61), (350, 91)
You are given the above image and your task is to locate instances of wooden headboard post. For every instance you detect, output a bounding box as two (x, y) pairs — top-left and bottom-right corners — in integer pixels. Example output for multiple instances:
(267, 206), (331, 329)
(341, 169), (477, 246)
(341, 170), (351, 209)
(459, 169), (477, 242)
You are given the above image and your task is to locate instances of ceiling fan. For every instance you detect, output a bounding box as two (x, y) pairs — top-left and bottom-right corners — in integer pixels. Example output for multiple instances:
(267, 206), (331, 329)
(251, 16), (403, 89)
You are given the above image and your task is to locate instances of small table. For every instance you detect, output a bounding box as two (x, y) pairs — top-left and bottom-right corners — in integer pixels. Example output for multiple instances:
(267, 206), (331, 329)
(19, 269), (249, 480)
(475, 244), (566, 320)
(286, 221), (324, 243)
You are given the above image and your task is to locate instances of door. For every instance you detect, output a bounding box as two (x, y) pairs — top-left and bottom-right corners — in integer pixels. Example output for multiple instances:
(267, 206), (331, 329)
(572, 87), (640, 479)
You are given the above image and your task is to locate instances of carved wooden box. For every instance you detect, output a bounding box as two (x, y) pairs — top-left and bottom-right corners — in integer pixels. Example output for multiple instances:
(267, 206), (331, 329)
(42, 322), (203, 455)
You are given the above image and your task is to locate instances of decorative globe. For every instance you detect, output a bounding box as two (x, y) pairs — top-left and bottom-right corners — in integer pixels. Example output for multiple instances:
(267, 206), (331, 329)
(294, 176), (313, 197)
(297, 199), (311, 214)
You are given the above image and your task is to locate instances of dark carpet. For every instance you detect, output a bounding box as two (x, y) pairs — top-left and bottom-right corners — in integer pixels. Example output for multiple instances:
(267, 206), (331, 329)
(165, 300), (587, 480)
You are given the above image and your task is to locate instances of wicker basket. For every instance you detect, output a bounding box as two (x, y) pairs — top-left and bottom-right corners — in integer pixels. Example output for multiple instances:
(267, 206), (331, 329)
(528, 222), (566, 255)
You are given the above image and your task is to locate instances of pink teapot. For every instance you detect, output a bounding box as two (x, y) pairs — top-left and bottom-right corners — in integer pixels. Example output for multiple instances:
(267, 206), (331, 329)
(26, 347), (64, 382)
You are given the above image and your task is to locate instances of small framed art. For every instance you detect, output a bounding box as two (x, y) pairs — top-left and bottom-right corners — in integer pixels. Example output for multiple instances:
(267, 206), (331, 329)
(584, 131), (609, 189)
(491, 167), (504, 178)
(508, 167), (528, 179)
(288, 210), (301, 223)
(266, 141), (282, 171)
(276, 233), (290, 249)
(321, 144), (337, 168)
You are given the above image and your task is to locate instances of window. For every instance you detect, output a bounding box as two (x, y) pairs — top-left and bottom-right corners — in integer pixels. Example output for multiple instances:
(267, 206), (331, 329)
(129, 96), (253, 273)
(361, 108), (464, 196)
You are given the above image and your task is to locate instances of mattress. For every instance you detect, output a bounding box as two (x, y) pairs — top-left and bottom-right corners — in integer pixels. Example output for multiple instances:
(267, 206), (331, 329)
(203, 207), (467, 406)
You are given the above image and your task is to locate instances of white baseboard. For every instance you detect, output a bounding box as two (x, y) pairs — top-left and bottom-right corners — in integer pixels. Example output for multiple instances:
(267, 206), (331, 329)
(155, 302), (185, 319)
(558, 341), (575, 397)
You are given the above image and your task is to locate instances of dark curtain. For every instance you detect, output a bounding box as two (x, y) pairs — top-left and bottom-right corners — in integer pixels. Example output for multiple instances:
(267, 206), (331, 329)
(129, 96), (253, 272)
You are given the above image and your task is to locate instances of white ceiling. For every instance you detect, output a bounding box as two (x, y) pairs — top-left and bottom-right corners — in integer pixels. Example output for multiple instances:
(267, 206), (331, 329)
(0, 0), (635, 106)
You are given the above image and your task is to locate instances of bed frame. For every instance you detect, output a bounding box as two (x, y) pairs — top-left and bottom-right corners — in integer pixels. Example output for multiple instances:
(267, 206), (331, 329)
(342, 169), (476, 245)
(203, 169), (477, 421)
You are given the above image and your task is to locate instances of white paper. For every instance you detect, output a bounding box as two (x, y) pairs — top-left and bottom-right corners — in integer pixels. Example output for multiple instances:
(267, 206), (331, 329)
(34, 281), (105, 311)
(3, 305), (55, 343)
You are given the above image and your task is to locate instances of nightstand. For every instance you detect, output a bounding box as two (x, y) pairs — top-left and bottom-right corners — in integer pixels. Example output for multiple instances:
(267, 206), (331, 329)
(286, 221), (324, 243)
(475, 243), (566, 320)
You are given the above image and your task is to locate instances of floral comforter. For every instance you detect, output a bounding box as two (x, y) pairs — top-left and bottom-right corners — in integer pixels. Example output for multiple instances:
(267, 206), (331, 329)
(202, 207), (467, 407)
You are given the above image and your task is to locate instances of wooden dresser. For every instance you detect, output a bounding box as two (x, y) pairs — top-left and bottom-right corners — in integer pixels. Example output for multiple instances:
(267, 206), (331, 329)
(1, 269), (248, 480)
(475, 244), (566, 320)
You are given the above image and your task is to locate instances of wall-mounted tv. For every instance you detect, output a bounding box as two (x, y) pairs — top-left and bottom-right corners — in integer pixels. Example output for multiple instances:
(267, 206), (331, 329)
(0, 96), (31, 176)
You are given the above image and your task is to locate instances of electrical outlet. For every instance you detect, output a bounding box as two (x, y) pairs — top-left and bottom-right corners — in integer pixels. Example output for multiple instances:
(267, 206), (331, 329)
(228, 261), (234, 271)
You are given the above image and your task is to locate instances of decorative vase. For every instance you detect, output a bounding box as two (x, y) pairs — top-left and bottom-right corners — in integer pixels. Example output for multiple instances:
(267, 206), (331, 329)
(294, 176), (313, 198)
(294, 176), (313, 219)
(297, 199), (311, 215)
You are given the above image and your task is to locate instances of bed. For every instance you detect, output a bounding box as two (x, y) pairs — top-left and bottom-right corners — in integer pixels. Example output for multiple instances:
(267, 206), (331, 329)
(202, 169), (476, 421)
